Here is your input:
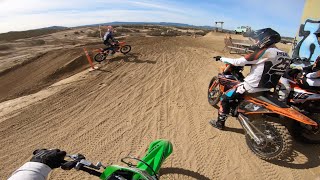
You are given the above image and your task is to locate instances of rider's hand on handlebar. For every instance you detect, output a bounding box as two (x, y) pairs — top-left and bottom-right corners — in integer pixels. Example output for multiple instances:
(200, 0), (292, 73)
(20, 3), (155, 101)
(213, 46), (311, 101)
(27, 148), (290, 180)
(213, 56), (222, 61)
(213, 56), (232, 65)
(30, 149), (66, 169)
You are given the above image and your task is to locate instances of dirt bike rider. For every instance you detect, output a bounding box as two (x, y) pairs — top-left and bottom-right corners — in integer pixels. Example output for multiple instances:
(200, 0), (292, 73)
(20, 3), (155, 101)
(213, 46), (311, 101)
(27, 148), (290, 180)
(209, 28), (290, 130)
(102, 25), (118, 56)
(8, 149), (66, 180)
(279, 55), (320, 100)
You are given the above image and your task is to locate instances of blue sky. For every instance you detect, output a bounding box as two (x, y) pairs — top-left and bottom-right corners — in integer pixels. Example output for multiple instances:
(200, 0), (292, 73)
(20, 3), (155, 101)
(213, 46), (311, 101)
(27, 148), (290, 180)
(0, 0), (305, 37)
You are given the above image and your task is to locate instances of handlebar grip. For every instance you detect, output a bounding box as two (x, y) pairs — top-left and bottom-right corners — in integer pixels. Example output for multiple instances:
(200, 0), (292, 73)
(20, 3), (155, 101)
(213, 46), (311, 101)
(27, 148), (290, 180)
(79, 166), (102, 177)
(61, 161), (77, 170)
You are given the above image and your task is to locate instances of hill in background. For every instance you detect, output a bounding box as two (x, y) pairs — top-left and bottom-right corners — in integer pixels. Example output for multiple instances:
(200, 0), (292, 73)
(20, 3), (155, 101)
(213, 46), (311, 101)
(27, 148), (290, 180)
(0, 26), (69, 41)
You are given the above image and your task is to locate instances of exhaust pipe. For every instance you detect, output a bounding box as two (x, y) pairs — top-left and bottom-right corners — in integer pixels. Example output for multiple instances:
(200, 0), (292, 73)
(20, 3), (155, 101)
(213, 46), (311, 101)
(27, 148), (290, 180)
(238, 113), (263, 145)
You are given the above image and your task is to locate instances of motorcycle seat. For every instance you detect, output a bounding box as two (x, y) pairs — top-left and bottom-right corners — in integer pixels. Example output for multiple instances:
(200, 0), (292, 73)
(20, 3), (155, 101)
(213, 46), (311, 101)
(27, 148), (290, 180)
(295, 80), (320, 93)
(297, 86), (320, 93)
(250, 92), (289, 108)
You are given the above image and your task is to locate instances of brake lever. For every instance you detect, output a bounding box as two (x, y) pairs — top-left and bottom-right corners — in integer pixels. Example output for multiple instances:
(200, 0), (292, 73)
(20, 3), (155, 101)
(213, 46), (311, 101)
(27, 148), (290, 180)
(67, 154), (86, 160)
(77, 159), (105, 170)
(66, 154), (106, 170)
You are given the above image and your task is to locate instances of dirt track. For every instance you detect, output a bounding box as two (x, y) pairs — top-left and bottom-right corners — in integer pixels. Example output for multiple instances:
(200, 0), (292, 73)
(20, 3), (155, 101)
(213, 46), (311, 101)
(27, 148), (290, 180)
(1, 33), (320, 179)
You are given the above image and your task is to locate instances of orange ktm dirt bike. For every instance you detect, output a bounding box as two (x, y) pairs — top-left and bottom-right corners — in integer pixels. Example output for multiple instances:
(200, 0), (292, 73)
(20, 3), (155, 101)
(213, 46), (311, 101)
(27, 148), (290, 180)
(94, 41), (131, 62)
(207, 56), (319, 160)
(277, 58), (320, 143)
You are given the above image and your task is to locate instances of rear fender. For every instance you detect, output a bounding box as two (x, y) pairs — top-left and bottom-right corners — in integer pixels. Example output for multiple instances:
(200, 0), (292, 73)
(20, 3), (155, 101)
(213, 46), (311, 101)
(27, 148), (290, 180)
(238, 99), (273, 114)
(243, 96), (317, 126)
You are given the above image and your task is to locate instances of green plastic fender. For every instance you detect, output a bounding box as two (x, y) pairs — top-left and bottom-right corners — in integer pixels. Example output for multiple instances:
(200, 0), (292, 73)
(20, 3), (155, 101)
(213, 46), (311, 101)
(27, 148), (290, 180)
(135, 139), (173, 176)
(100, 139), (173, 180)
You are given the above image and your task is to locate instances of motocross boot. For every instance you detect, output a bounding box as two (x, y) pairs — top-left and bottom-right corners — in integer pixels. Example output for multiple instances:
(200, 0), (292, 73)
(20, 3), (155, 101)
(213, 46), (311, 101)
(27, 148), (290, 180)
(209, 114), (227, 130)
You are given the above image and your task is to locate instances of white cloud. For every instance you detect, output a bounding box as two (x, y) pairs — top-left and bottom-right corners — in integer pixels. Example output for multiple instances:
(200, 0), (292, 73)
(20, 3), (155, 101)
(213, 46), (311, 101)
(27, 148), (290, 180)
(128, 0), (186, 13)
(0, 0), (194, 33)
(0, 8), (190, 32)
(0, 0), (304, 36)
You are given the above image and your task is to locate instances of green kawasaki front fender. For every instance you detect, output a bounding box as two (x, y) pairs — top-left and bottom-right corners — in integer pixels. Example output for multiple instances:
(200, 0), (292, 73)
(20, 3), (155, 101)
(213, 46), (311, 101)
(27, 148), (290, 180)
(100, 139), (173, 180)
(136, 139), (173, 175)
(100, 165), (153, 180)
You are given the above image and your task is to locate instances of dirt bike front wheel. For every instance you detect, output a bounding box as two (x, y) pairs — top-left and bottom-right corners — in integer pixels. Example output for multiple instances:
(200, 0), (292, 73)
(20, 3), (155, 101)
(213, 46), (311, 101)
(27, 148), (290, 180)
(245, 119), (293, 161)
(208, 76), (221, 107)
(94, 53), (106, 62)
(120, 45), (131, 54)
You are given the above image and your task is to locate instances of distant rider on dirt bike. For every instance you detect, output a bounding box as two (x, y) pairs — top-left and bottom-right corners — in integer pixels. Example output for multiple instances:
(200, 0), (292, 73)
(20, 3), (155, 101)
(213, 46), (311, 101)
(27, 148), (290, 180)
(8, 149), (66, 180)
(210, 28), (290, 130)
(103, 26), (118, 56)
(279, 55), (320, 100)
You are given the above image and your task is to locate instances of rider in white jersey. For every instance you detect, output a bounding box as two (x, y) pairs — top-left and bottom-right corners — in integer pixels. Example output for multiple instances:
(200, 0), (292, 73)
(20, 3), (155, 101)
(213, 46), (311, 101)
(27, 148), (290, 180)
(210, 28), (290, 130)
(8, 149), (66, 180)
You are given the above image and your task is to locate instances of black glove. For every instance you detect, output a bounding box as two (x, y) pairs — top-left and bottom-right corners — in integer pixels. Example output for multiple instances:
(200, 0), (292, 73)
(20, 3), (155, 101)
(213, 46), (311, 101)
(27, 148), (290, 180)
(287, 69), (301, 79)
(31, 149), (66, 169)
(214, 56), (221, 61)
(248, 45), (259, 51)
(296, 72), (305, 80)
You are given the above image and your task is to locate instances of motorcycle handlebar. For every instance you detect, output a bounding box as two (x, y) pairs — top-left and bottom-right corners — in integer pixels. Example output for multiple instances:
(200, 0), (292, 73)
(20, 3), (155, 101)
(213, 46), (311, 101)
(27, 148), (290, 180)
(61, 160), (102, 177)
(212, 56), (232, 73)
(62, 154), (103, 177)
(79, 166), (102, 177)
(291, 57), (309, 63)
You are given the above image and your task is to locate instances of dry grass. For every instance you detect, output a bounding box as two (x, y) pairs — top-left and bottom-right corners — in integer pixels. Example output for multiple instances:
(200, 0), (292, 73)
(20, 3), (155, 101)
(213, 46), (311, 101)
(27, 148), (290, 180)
(87, 30), (100, 37)
(115, 28), (132, 33)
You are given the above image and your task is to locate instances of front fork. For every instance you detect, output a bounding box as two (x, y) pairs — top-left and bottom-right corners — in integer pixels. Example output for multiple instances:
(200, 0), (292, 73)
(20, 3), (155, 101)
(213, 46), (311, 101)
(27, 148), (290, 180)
(209, 79), (218, 92)
(238, 113), (264, 145)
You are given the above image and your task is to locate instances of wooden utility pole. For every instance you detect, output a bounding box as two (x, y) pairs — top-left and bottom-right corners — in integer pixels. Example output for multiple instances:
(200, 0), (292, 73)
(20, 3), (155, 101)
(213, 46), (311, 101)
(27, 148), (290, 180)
(215, 21), (224, 32)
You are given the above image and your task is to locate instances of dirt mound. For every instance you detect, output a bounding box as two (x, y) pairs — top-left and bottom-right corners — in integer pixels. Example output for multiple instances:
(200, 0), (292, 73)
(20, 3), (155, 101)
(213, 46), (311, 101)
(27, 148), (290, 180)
(46, 54), (88, 81)
(0, 48), (88, 102)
